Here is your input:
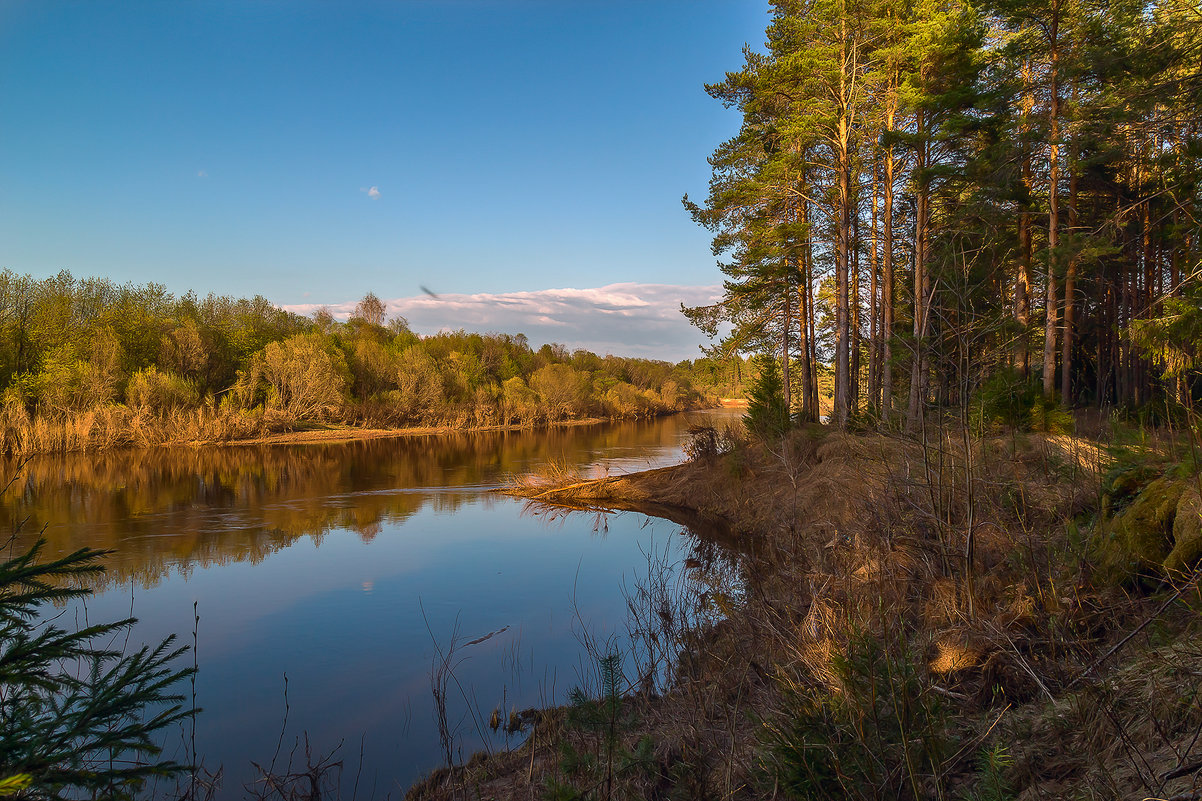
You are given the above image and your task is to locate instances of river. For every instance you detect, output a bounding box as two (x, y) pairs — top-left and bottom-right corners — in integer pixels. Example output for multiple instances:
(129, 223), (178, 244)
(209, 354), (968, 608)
(2, 410), (739, 797)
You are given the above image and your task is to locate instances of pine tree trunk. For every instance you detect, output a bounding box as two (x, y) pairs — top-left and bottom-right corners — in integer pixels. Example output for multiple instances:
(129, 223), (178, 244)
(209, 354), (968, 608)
(1042, 25), (1061, 399)
(807, 209), (820, 418)
(782, 273), (792, 414)
(1060, 103), (1078, 407)
(882, 103), (896, 420)
(869, 159), (881, 414)
(797, 265), (812, 422)
(907, 109), (929, 432)
(852, 181), (862, 415)
(833, 11), (853, 427)
(1016, 62), (1035, 379)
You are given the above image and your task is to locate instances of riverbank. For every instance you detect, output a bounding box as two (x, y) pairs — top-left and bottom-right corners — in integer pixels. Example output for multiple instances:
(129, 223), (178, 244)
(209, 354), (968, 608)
(409, 422), (1202, 799)
(0, 403), (719, 455)
(228, 416), (615, 446)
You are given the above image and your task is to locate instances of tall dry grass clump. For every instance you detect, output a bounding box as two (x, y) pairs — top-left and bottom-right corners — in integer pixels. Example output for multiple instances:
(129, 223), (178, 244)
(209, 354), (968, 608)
(0, 401), (275, 456)
(447, 422), (1202, 801)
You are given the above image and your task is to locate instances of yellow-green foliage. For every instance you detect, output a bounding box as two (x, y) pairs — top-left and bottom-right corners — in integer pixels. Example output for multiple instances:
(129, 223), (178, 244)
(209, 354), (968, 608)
(126, 367), (199, 411)
(0, 271), (712, 452)
(19, 332), (125, 414)
(601, 382), (656, 418)
(258, 333), (350, 421)
(501, 376), (540, 425)
(394, 346), (445, 421)
(1028, 395), (1074, 434)
(159, 319), (208, 377)
(529, 364), (590, 420)
(348, 337), (398, 399)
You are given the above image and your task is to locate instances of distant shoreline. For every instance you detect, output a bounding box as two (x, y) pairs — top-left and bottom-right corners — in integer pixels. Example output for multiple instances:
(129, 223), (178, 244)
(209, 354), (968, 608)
(2, 406), (736, 457)
(226, 416), (614, 447)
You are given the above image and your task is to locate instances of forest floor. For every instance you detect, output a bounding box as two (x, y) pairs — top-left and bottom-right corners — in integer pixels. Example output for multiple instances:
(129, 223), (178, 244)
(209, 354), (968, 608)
(406, 417), (1202, 800)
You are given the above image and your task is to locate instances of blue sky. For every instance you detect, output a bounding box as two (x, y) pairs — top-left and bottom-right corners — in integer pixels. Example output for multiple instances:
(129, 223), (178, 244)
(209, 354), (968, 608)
(0, 1), (765, 359)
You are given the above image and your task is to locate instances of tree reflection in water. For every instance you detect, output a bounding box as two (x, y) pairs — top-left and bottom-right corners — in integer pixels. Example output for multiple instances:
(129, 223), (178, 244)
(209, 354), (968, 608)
(0, 413), (727, 591)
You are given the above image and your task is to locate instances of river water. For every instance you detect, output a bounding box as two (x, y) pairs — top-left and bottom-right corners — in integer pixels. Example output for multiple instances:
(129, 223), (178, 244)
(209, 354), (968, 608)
(2, 410), (738, 797)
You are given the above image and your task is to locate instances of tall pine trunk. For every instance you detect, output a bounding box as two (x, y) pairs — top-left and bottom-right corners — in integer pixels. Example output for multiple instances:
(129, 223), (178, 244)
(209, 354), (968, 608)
(1016, 61), (1035, 378)
(882, 102), (896, 419)
(1060, 81), (1078, 406)
(833, 11), (853, 427)
(869, 159), (881, 414)
(1041, 14), (1062, 398)
(907, 109), (930, 432)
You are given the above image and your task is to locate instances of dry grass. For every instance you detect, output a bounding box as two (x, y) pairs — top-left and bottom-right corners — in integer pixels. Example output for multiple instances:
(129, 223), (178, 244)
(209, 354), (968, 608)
(505, 458), (589, 495)
(1003, 614), (1202, 799)
(423, 423), (1202, 800)
(0, 399), (284, 455)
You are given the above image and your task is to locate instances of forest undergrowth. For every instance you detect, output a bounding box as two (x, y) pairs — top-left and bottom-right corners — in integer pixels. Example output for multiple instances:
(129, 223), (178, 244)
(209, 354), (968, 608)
(409, 414), (1202, 801)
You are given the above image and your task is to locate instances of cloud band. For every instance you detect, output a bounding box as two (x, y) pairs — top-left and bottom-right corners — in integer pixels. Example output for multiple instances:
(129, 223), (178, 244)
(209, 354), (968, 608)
(283, 282), (721, 361)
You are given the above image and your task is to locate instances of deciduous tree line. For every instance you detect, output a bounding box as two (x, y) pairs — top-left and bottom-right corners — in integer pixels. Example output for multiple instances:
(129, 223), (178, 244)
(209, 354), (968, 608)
(0, 271), (724, 451)
(687, 0), (1202, 428)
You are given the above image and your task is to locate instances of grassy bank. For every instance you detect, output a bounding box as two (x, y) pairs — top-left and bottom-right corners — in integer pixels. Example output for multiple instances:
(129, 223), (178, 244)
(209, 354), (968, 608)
(410, 419), (1202, 800)
(0, 401), (712, 455)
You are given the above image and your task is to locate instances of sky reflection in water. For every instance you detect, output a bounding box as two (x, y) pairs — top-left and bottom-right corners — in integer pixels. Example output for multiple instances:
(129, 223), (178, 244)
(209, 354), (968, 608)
(4, 411), (739, 795)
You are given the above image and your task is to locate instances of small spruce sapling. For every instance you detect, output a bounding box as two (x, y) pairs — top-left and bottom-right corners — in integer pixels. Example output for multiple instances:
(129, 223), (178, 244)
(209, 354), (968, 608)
(745, 355), (790, 440)
(0, 538), (196, 799)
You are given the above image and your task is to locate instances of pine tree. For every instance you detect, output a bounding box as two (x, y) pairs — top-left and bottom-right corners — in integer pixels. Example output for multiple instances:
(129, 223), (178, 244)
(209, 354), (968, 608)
(687, 0), (1202, 425)
(745, 355), (792, 439)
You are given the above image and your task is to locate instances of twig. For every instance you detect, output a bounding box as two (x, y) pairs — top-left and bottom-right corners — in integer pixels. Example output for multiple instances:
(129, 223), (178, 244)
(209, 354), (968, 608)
(1162, 758), (1202, 782)
(1069, 566), (1202, 689)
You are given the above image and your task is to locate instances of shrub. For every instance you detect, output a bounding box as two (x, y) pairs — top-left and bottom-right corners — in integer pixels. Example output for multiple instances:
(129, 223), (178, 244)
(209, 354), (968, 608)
(601, 382), (656, 419)
(126, 367), (199, 411)
(763, 631), (948, 800)
(972, 369), (1039, 432)
(258, 333), (350, 421)
(683, 425), (719, 461)
(394, 346), (445, 422)
(501, 376), (540, 425)
(17, 332), (126, 416)
(1027, 394), (1073, 434)
(972, 369), (1073, 434)
(530, 364), (591, 420)
(159, 321), (209, 380)
(347, 338), (398, 399)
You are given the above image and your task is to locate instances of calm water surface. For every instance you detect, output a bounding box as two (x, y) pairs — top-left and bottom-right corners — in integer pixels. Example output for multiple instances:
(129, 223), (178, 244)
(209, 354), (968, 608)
(3, 410), (738, 797)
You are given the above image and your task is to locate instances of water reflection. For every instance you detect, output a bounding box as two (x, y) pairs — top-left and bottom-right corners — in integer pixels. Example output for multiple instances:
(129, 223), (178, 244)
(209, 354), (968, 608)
(2, 412), (742, 793)
(2, 414), (727, 591)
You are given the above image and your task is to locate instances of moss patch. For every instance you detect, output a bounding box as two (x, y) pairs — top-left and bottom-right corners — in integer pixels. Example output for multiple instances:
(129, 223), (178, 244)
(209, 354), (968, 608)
(1096, 471), (1202, 581)
(1165, 484), (1202, 576)
(1100, 463), (1161, 518)
(1098, 477), (1184, 581)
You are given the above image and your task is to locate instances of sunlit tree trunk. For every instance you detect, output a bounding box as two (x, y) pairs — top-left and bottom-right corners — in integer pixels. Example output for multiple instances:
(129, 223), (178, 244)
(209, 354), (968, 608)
(1041, 9), (1062, 398)
(869, 160), (881, 414)
(1060, 81), (1078, 406)
(1015, 61), (1034, 378)
(882, 100), (897, 419)
(907, 109), (930, 432)
(833, 8), (854, 427)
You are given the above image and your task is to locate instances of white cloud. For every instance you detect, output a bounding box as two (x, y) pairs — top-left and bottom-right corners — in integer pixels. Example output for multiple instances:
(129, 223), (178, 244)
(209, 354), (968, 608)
(360, 185), (381, 199)
(197, 169), (208, 178)
(283, 282), (723, 361)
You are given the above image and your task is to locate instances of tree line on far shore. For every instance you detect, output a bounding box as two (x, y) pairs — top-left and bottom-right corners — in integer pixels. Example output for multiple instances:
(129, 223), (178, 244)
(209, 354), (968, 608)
(0, 270), (738, 454)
